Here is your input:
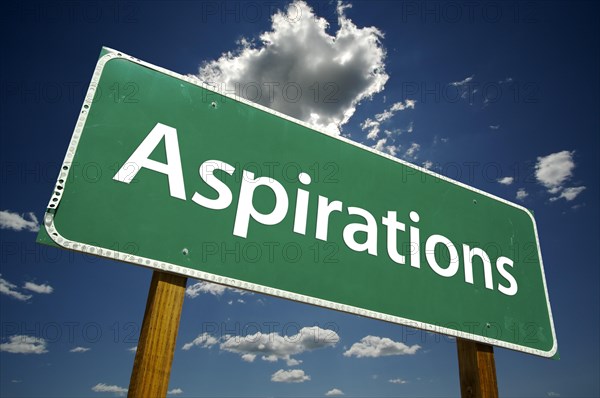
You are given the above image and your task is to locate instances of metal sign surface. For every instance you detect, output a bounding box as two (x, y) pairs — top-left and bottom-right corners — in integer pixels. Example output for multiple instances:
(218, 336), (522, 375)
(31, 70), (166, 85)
(38, 48), (557, 357)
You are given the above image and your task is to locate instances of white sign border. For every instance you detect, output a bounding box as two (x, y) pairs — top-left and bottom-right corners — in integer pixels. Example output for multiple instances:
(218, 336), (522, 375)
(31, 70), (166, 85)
(43, 47), (558, 358)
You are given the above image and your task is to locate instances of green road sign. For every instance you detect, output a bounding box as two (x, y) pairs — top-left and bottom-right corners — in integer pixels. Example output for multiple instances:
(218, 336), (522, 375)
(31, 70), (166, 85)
(38, 47), (557, 357)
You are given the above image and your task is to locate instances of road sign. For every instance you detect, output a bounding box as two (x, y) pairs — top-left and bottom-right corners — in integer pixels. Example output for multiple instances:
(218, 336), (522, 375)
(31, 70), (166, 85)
(38, 47), (557, 357)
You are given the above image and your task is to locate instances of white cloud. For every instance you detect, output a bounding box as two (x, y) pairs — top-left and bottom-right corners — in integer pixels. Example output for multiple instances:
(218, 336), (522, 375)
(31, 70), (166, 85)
(371, 137), (399, 157)
(23, 282), (54, 294)
(450, 75), (474, 87)
(185, 281), (251, 298)
(183, 326), (338, 365)
(91, 383), (127, 396)
(185, 281), (227, 298)
(422, 160), (433, 170)
(168, 388), (183, 395)
(343, 335), (420, 358)
(389, 378), (408, 384)
(325, 388), (345, 396)
(547, 392), (560, 397)
(0, 210), (39, 232)
(550, 186), (586, 202)
(286, 357), (303, 366)
(241, 353), (256, 362)
(0, 335), (48, 354)
(535, 150), (575, 193)
(128, 346), (137, 353)
(362, 100), (415, 140)
(375, 100), (415, 122)
(181, 332), (219, 351)
(498, 77), (513, 84)
(220, 326), (338, 364)
(489, 125), (500, 130)
(70, 347), (90, 353)
(198, 0), (388, 135)
(271, 369), (310, 383)
(497, 176), (514, 185)
(361, 118), (380, 140)
(516, 188), (528, 201)
(404, 142), (420, 159)
(0, 275), (32, 301)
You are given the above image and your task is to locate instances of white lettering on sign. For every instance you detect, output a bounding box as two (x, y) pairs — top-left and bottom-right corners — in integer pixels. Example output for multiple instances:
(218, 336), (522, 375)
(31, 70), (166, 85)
(113, 123), (519, 296)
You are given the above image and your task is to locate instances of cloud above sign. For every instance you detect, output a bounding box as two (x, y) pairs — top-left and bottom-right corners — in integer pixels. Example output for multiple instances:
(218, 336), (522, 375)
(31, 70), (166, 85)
(197, 0), (388, 134)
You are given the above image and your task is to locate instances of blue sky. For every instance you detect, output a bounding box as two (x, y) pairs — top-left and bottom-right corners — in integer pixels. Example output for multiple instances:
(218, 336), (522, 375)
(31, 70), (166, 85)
(1, 1), (599, 397)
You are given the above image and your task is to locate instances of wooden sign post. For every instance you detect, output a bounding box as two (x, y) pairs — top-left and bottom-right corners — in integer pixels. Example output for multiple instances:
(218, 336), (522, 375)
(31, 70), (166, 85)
(457, 338), (499, 398)
(128, 271), (187, 398)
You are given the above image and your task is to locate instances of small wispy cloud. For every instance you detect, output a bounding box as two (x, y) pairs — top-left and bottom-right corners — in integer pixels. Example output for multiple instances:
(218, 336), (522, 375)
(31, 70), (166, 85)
(516, 188), (528, 201)
(23, 282), (54, 294)
(497, 176), (514, 185)
(362, 99), (415, 140)
(91, 383), (127, 396)
(389, 378), (408, 384)
(404, 142), (421, 160)
(181, 332), (219, 351)
(0, 335), (48, 354)
(0, 275), (32, 301)
(489, 125), (500, 130)
(0, 210), (39, 232)
(325, 388), (345, 396)
(450, 75), (474, 87)
(168, 388), (183, 395)
(549, 186), (586, 202)
(70, 347), (90, 353)
(271, 369), (310, 383)
(372, 137), (399, 157)
(185, 281), (251, 299)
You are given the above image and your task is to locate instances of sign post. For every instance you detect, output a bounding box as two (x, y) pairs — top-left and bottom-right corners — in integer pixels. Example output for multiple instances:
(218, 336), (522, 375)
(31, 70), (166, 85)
(128, 271), (187, 397)
(457, 339), (499, 398)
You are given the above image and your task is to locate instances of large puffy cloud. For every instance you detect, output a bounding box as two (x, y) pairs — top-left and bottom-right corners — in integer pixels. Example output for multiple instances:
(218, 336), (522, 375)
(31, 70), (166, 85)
(198, 1), (388, 134)
(343, 335), (420, 358)
(182, 326), (339, 365)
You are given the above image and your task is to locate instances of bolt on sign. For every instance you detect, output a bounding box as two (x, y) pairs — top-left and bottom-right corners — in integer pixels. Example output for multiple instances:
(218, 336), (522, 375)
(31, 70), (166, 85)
(38, 47), (557, 358)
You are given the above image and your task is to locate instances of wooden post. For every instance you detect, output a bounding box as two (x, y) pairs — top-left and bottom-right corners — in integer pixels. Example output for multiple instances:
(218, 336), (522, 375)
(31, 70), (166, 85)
(128, 271), (187, 398)
(456, 338), (499, 398)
